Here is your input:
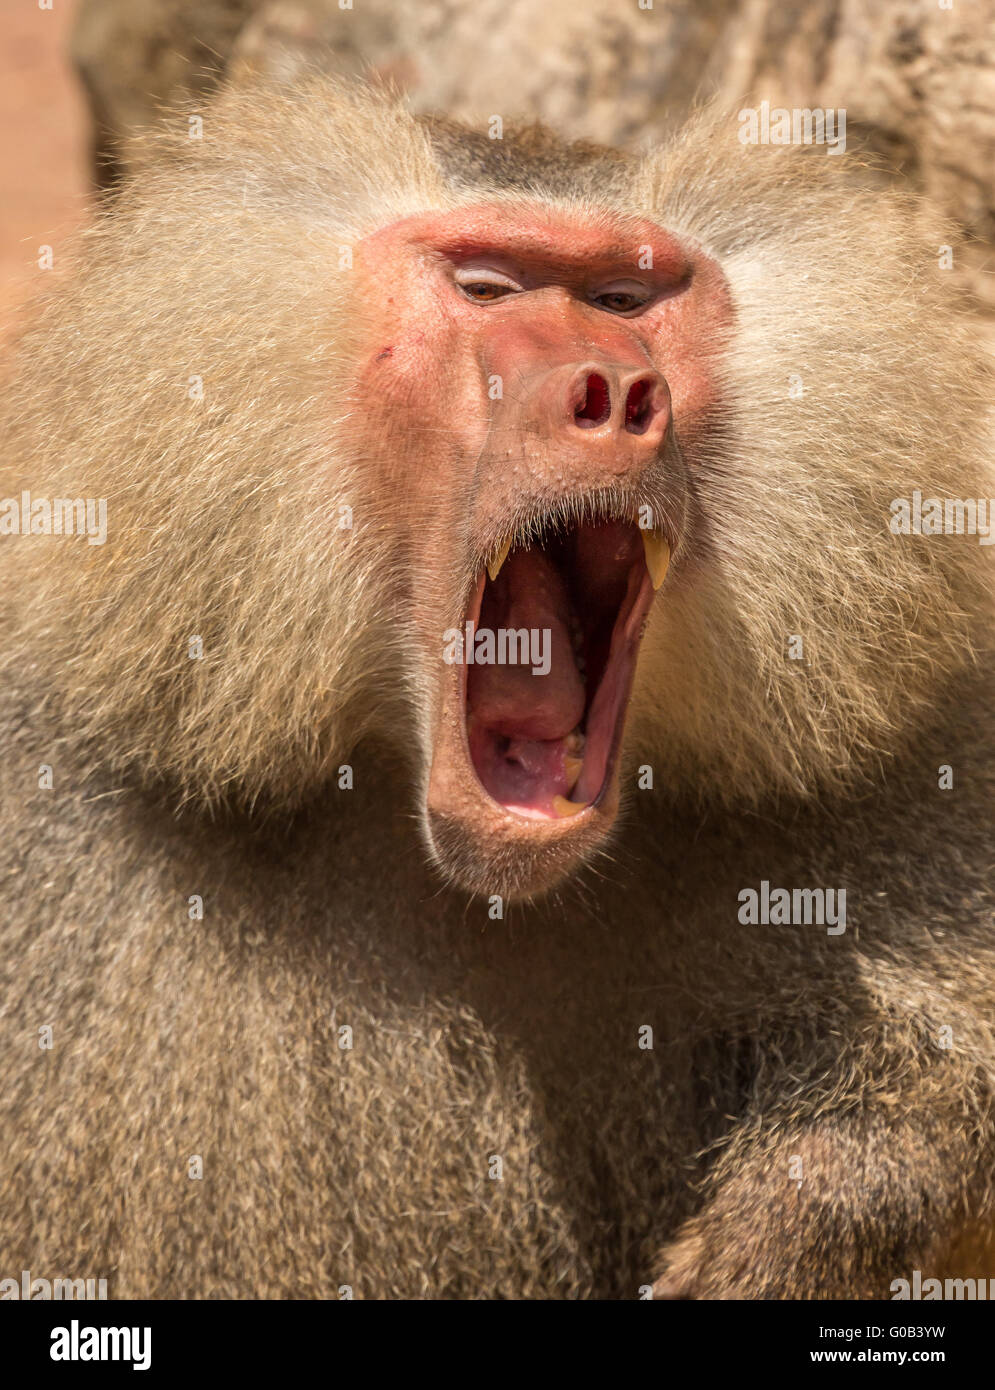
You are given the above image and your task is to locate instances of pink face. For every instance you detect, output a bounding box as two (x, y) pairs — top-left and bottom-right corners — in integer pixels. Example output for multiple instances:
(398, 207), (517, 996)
(352, 203), (732, 897)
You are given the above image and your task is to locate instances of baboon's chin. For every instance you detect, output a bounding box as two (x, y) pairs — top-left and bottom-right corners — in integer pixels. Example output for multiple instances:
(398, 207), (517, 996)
(425, 515), (668, 900)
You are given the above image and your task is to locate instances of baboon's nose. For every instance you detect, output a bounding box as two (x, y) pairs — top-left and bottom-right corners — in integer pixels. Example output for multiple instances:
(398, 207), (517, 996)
(565, 365), (671, 448)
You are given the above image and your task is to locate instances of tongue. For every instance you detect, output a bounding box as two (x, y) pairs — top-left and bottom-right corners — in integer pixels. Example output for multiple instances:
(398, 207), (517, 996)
(466, 546), (586, 815)
(467, 547), (585, 740)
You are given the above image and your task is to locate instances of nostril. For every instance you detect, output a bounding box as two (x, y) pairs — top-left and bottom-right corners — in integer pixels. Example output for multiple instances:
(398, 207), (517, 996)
(624, 379), (655, 435)
(574, 373), (611, 428)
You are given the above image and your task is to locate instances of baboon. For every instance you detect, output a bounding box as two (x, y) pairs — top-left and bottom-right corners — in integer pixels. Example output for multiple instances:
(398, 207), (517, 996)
(0, 76), (993, 1300)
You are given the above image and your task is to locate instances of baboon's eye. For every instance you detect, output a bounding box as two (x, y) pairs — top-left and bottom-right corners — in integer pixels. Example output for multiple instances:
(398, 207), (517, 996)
(462, 283), (514, 301)
(590, 281), (651, 314)
(455, 267), (522, 303)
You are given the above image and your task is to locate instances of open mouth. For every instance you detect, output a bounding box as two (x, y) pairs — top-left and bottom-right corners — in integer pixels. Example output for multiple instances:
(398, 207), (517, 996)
(462, 517), (670, 821)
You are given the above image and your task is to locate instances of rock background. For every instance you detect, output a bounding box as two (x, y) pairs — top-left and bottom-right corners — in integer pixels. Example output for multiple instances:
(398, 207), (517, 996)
(0, 0), (88, 345)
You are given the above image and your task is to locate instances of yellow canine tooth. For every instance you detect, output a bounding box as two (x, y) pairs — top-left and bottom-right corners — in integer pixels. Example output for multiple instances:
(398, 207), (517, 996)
(486, 537), (513, 582)
(553, 795), (587, 818)
(641, 529), (671, 590)
(563, 755), (584, 788)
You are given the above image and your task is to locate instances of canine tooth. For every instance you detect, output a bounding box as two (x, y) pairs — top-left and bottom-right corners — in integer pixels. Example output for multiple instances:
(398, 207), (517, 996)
(486, 537), (513, 582)
(553, 795), (587, 818)
(641, 529), (671, 590)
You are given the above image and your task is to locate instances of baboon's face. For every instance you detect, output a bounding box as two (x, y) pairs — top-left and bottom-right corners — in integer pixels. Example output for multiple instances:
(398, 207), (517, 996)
(353, 204), (731, 896)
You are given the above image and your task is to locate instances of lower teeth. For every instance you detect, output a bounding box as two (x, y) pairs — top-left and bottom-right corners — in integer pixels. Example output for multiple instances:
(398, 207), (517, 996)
(564, 730), (585, 793)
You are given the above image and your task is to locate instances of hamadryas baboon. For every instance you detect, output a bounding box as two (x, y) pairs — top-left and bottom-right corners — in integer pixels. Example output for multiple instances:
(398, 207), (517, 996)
(0, 75), (992, 1298)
